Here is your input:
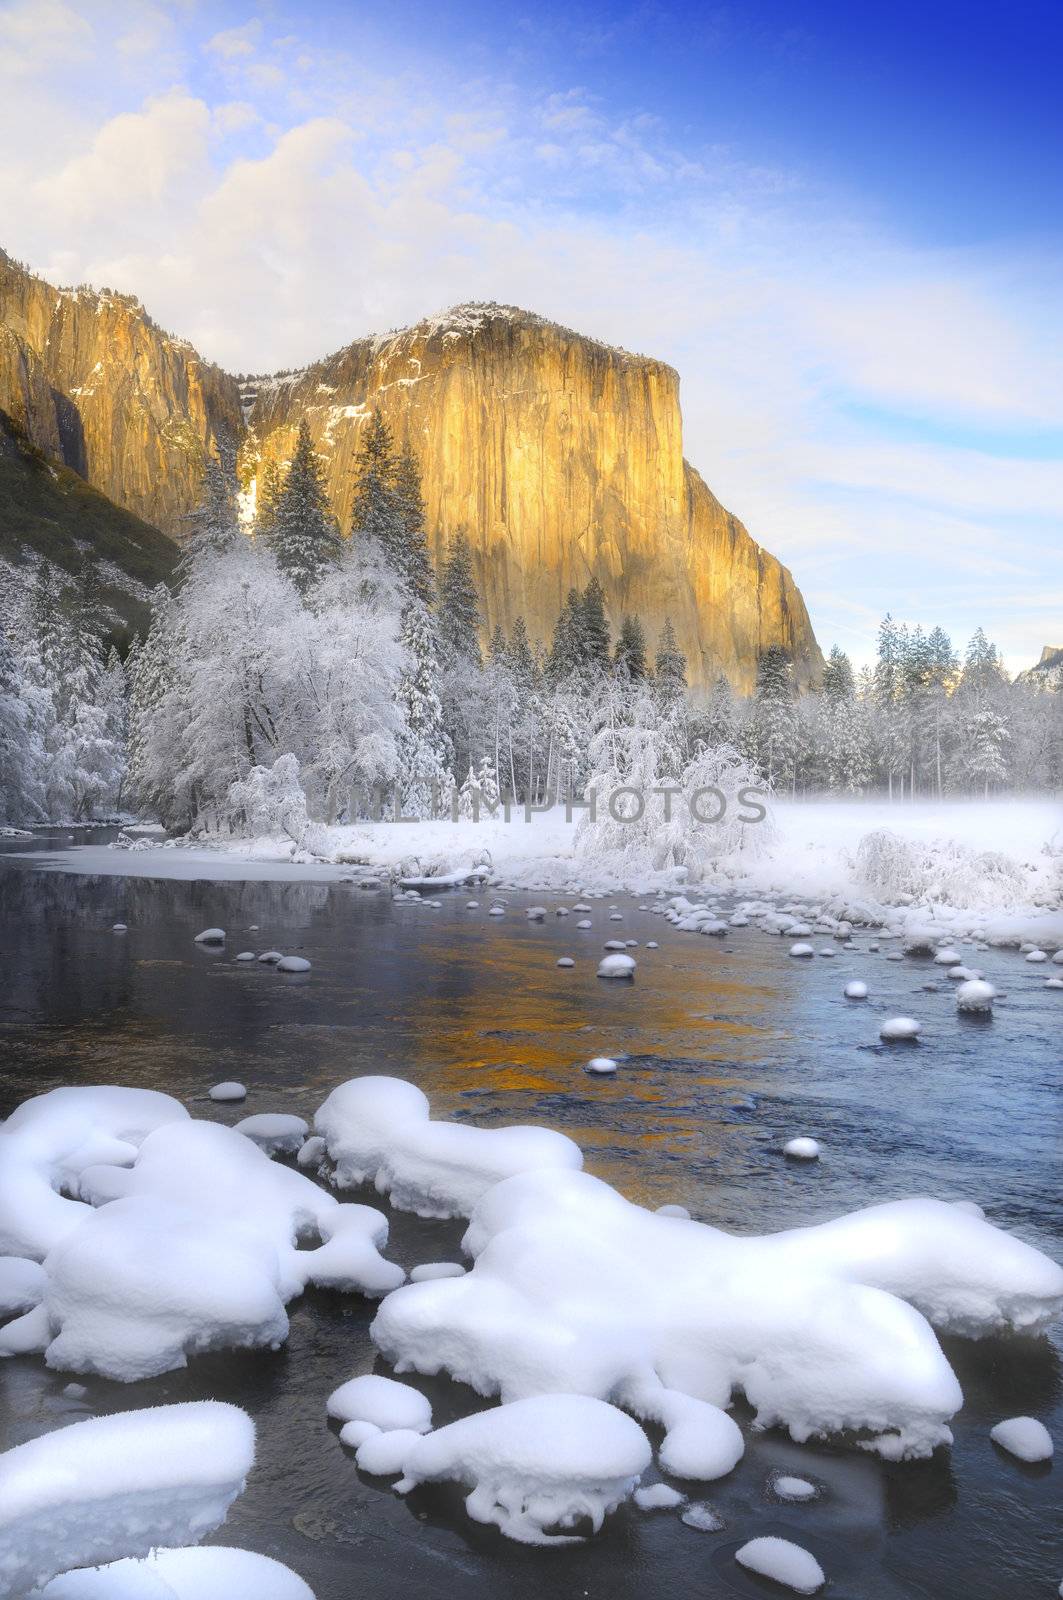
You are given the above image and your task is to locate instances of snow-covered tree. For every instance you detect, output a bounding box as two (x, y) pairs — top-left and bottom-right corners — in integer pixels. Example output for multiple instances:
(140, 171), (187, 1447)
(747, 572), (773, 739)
(438, 535), (482, 668)
(397, 602), (451, 818)
(268, 419), (340, 597)
(614, 614), (648, 680)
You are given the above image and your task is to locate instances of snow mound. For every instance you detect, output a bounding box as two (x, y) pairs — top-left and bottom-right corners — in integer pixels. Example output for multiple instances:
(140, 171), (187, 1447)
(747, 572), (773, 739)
(789, 943), (814, 958)
(233, 1114), (309, 1155)
(393, 1394), (652, 1545)
(313, 1076), (582, 1220)
(0, 1086), (189, 1260)
(39, 1547), (316, 1599)
(784, 1138), (821, 1161)
(880, 1017), (921, 1041)
(597, 954), (635, 979)
(1, 1115), (401, 1379)
(956, 979), (996, 1013)
(276, 955), (311, 973)
(844, 981), (868, 999)
(0, 1257), (45, 1315)
(326, 1373), (432, 1433)
(587, 1057), (618, 1075)
(774, 1474), (818, 1501)
(354, 1428), (422, 1477)
(374, 1172), (1063, 1463)
(989, 1416), (1053, 1462)
(410, 1261), (465, 1281)
(0, 1401), (253, 1596)
(207, 1082), (245, 1102)
(735, 1536), (825, 1594)
(193, 929), (225, 945)
(633, 1482), (684, 1511)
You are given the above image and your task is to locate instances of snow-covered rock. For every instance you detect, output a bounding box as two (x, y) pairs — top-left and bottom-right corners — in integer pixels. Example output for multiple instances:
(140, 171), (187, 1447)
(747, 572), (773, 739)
(1025, 949), (1047, 963)
(354, 1428), (423, 1476)
(0, 1115), (402, 1379)
(392, 1394), (652, 1545)
(784, 1137), (821, 1161)
(409, 1261), (465, 1282)
(257, 951), (283, 964)
(276, 955), (311, 973)
(587, 1057), (618, 1075)
(38, 1547), (316, 1599)
(989, 1416), (1054, 1462)
(956, 979), (996, 1013)
(374, 1173), (1063, 1463)
(193, 929), (225, 945)
(773, 1474), (818, 1501)
(679, 1501), (724, 1531)
(880, 1017), (921, 1042)
(326, 1373), (432, 1433)
(0, 1086), (189, 1260)
(556, 957), (575, 968)
(633, 1482), (685, 1511)
(208, 1082), (246, 1102)
(844, 980), (868, 999)
(314, 1076), (582, 1220)
(735, 1536), (825, 1594)
(597, 954), (635, 979)
(233, 1114), (309, 1155)
(0, 1402), (253, 1596)
(0, 1256), (46, 1316)
(789, 943), (814, 958)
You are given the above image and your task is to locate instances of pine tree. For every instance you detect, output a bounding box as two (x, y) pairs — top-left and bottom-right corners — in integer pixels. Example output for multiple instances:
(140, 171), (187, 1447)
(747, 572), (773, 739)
(654, 618), (687, 693)
(579, 578), (612, 672)
(874, 614), (904, 799)
(547, 588), (583, 681)
(254, 458), (282, 540)
(180, 458), (240, 565)
(751, 644), (797, 789)
(392, 447), (436, 608)
(269, 420), (340, 597)
(701, 672), (739, 746)
(397, 602), (451, 818)
(822, 645), (855, 704)
(506, 616), (537, 689)
(438, 535), (482, 667)
(0, 618), (33, 822)
(614, 614), (647, 680)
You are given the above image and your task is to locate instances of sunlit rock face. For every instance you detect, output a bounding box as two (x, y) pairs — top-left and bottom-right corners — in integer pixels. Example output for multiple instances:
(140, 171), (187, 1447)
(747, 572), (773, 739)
(0, 250), (242, 539)
(0, 256), (821, 689)
(244, 305), (822, 689)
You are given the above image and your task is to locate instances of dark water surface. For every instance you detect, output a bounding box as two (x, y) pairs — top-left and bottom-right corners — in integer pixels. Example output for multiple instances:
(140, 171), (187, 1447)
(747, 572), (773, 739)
(0, 836), (1060, 1598)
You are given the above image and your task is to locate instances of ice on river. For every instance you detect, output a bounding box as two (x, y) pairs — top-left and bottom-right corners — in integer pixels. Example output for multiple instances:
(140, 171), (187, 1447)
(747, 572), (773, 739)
(313, 1076), (582, 1220)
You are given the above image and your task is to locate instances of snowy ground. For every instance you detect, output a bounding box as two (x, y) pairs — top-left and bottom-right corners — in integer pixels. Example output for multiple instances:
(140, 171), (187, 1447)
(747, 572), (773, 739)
(16, 797), (1062, 943)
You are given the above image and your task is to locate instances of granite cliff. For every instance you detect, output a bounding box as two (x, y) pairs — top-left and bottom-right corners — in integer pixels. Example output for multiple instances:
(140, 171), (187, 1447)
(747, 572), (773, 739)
(0, 255), (821, 688)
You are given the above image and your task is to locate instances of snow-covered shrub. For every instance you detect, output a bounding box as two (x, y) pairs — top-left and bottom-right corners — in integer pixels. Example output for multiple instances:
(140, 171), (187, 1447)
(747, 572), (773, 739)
(576, 712), (773, 883)
(227, 754), (318, 852)
(855, 829), (1027, 910)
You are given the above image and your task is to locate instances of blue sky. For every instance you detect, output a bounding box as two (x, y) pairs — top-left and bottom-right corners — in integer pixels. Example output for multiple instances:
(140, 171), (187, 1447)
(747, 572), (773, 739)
(0, 0), (1059, 669)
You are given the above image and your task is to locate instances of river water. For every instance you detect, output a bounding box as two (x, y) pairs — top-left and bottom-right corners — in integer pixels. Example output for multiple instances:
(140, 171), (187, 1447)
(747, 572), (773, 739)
(0, 833), (1060, 1598)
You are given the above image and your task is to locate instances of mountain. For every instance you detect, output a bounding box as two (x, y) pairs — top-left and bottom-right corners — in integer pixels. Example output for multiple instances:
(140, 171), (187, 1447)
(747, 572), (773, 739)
(0, 252), (822, 688)
(0, 250), (241, 539)
(1017, 645), (1063, 690)
(0, 409), (177, 640)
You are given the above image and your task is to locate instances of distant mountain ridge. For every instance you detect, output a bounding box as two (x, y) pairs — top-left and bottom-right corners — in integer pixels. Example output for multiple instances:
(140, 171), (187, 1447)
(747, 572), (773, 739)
(0, 254), (822, 688)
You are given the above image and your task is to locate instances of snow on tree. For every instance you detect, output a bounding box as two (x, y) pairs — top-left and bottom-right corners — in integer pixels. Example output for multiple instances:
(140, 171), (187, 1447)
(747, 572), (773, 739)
(653, 618), (687, 696)
(614, 615), (648, 680)
(227, 753), (318, 850)
(547, 589), (584, 682)
(397, 601), (452, 819)
(393, 446), (436, 609)
(181, 457), (241, 559)
(748, 645), (797, 789)
(254, 457), (282, 540)
(579, 578), (612, 674)
(438, 535), (483, 669)
(268, 419), (341, 597)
